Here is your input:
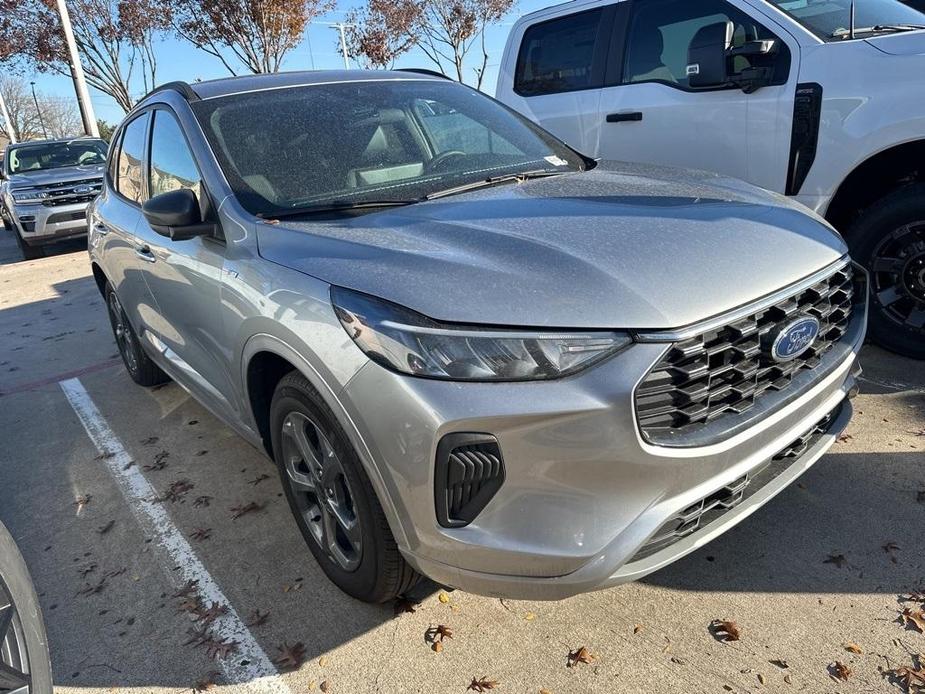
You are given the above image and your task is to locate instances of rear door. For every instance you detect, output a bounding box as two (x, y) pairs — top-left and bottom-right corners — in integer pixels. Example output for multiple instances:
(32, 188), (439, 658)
(500, 5), (617, 155)
(596, 0), (797, 191)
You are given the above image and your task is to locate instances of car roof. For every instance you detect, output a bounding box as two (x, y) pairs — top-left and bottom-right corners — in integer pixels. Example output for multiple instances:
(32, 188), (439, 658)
(184, 69), (448, 101)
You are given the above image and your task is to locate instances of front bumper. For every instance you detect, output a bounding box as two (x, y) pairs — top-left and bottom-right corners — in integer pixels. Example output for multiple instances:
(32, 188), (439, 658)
(340, 285), (866, 600)
(9, 201), (90, 246)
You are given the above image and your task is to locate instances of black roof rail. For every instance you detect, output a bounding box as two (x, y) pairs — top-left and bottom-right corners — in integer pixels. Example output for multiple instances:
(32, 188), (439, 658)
(395, 68), (451, 80)
(139, 81), (200, 103)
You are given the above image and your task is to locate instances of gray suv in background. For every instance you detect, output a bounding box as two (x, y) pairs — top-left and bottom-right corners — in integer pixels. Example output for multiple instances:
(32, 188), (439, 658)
(1, 137), (107, 259)
(88, 71), (866, 602)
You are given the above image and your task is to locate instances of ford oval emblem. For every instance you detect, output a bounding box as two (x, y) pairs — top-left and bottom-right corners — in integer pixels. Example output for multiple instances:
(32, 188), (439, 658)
(770, 316), (820, 362)
(73, 185), (93, 194)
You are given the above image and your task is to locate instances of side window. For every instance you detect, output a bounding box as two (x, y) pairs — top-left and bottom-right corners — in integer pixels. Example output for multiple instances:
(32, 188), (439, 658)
(623, 0), (787, 89)
(116, 113), (149, 204)
(514, 9), (605, 96)
(107, 130), (122, 185)
(148, 110), (202, 200)
(414, 99), (522, 156)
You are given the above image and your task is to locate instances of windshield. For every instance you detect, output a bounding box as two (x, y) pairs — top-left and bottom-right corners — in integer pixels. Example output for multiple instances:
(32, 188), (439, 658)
(192, 80), (586, 217)
(6, 139), (108, 174)
(766, 0), (925, 39)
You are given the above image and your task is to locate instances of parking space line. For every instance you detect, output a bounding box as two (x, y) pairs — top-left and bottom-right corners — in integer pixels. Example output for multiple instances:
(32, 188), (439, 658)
(60, 377), (292, 694)
(0, 358), (121, 398)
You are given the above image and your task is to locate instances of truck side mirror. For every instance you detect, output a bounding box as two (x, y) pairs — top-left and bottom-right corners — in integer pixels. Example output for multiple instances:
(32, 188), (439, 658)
(686, 21), (734, 89)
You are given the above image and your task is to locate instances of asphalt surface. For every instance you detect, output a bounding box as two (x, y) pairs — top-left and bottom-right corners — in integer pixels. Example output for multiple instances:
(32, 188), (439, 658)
(1, 229), (924, 694)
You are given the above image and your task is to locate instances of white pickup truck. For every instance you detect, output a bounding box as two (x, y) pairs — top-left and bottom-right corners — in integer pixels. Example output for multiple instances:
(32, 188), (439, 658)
(496, 0), (925, 359)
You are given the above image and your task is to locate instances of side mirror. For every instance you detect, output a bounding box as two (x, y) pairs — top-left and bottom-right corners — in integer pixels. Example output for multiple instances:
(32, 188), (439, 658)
(686, 20), (734, 89)
(142, 188), (213, 241)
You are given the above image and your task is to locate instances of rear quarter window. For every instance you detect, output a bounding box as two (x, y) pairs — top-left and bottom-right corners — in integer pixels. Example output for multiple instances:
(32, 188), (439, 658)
(514, 8), (606, 96)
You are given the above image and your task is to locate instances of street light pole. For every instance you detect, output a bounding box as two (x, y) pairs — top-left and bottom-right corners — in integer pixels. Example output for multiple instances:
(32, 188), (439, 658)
(55, 0), (99, 137)
(30, 82), (48, 139)
(331, 23), (351, 69)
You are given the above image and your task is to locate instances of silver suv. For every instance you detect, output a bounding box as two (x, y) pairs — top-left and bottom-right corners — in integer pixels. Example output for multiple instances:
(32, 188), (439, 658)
(1, 138), (107, 259)
(88, 71), (866, 602)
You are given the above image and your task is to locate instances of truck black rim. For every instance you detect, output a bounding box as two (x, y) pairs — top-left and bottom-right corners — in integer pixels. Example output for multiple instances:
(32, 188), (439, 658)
(870, 221), (925, 329)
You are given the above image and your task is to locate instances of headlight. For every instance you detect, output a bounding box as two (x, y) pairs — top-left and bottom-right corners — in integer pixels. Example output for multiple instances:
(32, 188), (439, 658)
(332, 287), (632, 381)
(11, 190), (46, 204)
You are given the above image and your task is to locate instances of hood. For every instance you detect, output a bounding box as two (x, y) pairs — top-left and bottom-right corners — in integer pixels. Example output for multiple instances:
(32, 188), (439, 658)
(8, 164), (105, 189)
(866, 30), (925, 55)
(255, 163), (847, 329)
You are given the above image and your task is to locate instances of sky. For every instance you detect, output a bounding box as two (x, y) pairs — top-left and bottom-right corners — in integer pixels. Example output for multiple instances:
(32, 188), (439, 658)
(28, 0), (557, 126)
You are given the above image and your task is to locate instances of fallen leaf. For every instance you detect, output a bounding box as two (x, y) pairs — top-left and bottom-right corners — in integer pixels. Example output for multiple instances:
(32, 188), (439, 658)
(319, 656), (328, 668)
(757, 673), (766, 684)
(844, 642), (863, 654)
(829, 661), (851, 681)
(784, 674), (792, 685)
(230, 501), (265, 519)
(273, 642), (306, 671)
(902, 590), (925, 604)
(246, 609), (269, 627)
(837, 432), (854, 443)
(566, 646), (595, 668)
(467, 677), (500, 692)
(769, 659), (789, 669)
(159, 479), (195, 503)
(144, 451), (170, 471)
(438, 591), (450, 604)
(97, 520), (116, 534)
(432, 641), (443, 653)
(191, 528), (212, 541)
(248, 473), (271, 486)
(824, 553), (848, 568)
(525, 612), (536, 621)
(884, 659), (925, 692)
(74, 495), (92, 512)
(174, 579), (200, 598)
(393, 596), (418, 615)
(194, 602), (228, 626)
(900, 607), (925, 633)
(193, 495), (213, 508)
(633, 624), (642, 634)
(425, 624), (453, 644)
(141, 436), (159, 445)
(319, 681), (330, 693)
(204, 637), (238, 661)
(710, 619), (741, 642)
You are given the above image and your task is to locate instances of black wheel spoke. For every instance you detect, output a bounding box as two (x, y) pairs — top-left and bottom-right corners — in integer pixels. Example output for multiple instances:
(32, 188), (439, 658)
(907, 309), (925, 329)
(0, 603), (13, 644)
(872, 256), (904, 274)
(0, 660), (29, 691)
(876, 286), (903, 306)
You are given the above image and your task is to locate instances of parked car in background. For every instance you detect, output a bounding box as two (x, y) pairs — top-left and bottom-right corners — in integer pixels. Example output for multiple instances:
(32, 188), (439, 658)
(1, 137), (107, 260)
(89, 71), (864, 602)
(0, 519), (53, 693)
(497, 0), (925, 359)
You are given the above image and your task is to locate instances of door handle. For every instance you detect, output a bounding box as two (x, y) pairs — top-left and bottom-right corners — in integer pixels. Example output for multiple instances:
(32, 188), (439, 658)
(606, 111), (643, 123)
(135, 244), (157, 263)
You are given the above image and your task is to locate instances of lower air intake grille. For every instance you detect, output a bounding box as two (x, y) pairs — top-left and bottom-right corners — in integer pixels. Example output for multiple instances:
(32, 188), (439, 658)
(435, 434), (505, 528)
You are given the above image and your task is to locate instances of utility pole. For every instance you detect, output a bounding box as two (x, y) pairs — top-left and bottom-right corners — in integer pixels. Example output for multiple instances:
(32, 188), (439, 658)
(330, 23), (351, 69)
(30, 82), (48, 139)
(55, 0), (99, 137)
(0, 85), (16, 143)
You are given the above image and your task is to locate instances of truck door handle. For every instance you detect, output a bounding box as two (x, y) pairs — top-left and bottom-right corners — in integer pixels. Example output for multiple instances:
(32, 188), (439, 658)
(606, 111), (643, 123)
(135, 244), (156, 263)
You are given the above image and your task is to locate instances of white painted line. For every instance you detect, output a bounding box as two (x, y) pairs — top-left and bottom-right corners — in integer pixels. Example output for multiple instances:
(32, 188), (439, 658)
(60, 377), (291, 694)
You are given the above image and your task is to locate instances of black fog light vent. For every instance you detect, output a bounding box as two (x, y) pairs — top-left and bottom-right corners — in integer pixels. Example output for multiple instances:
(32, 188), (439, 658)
(435, 433), (505, 528)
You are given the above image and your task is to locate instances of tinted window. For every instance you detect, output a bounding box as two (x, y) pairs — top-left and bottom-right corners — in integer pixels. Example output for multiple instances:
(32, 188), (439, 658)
(149, 111), (201, 200)
(117, 114), (149, 204)
(6, 139), (107, 173)
(624, 0), (787, 88)
(514, 9), (604, 96)
(192, 80), (584, 217)
(765, 0), (924, 39)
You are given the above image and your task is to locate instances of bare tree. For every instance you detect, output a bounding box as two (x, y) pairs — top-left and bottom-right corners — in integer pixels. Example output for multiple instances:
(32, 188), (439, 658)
(0, 75), (82, 140)
(345, 0), (514, 89)
(168, 0), (335, 75)
(0, 0), (169, 113)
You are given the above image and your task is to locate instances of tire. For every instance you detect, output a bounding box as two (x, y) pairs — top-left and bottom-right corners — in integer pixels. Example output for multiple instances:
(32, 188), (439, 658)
(13, 231), (43, 261)
(0, 522), (53, 694)
(1, 208), (11, 232)
(269, 371), (420, 603)
(845, 184), (925, 360)
(104, 283), (169, 387)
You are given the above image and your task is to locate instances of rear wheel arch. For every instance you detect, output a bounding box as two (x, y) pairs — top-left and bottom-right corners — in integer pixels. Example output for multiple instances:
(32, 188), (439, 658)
(91, 262), (109, 296)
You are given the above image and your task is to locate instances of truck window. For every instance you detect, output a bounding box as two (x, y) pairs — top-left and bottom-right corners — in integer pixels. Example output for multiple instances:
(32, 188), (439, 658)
(624, 0), (788, 88)
(765, 0), (925, 40)
(514, 9), (605, 96)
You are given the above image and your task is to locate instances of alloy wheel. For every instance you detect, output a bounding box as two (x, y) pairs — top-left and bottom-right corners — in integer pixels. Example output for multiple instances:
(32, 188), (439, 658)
(107, 291), (138, 374)
(0, 576), (31, 694)
(870, 221), (925, 329)
(280, 412), (363, 571)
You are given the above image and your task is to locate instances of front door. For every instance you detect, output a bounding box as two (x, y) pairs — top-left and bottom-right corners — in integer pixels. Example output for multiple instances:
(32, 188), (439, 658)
(595, 0), (797, 191)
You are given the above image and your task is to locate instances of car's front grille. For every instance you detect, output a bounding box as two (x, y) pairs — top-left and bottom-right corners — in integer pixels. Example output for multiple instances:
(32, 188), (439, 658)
(46, 210), (88, 225)
(635, 263), (854, 444)
(20, 177), (103, 207)
(630, 402), (843, 562)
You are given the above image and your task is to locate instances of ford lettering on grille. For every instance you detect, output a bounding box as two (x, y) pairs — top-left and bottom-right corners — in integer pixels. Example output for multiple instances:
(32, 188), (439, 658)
(770, 316), (820, 362)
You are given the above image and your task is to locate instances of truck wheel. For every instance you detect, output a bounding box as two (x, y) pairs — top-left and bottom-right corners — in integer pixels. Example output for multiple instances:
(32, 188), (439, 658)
(0, 522), (54, 694)
(269, 371), (420, 603)
(13, 231), (43, 261)
(104, 283), (169, 387)
(846, 184), (925, 360)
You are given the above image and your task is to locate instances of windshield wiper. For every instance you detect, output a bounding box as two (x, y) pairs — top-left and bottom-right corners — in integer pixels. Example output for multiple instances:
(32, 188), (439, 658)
(259, 199), (417, 220)
(831, 23), (925, 37)
(424, 169), (564, 201)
